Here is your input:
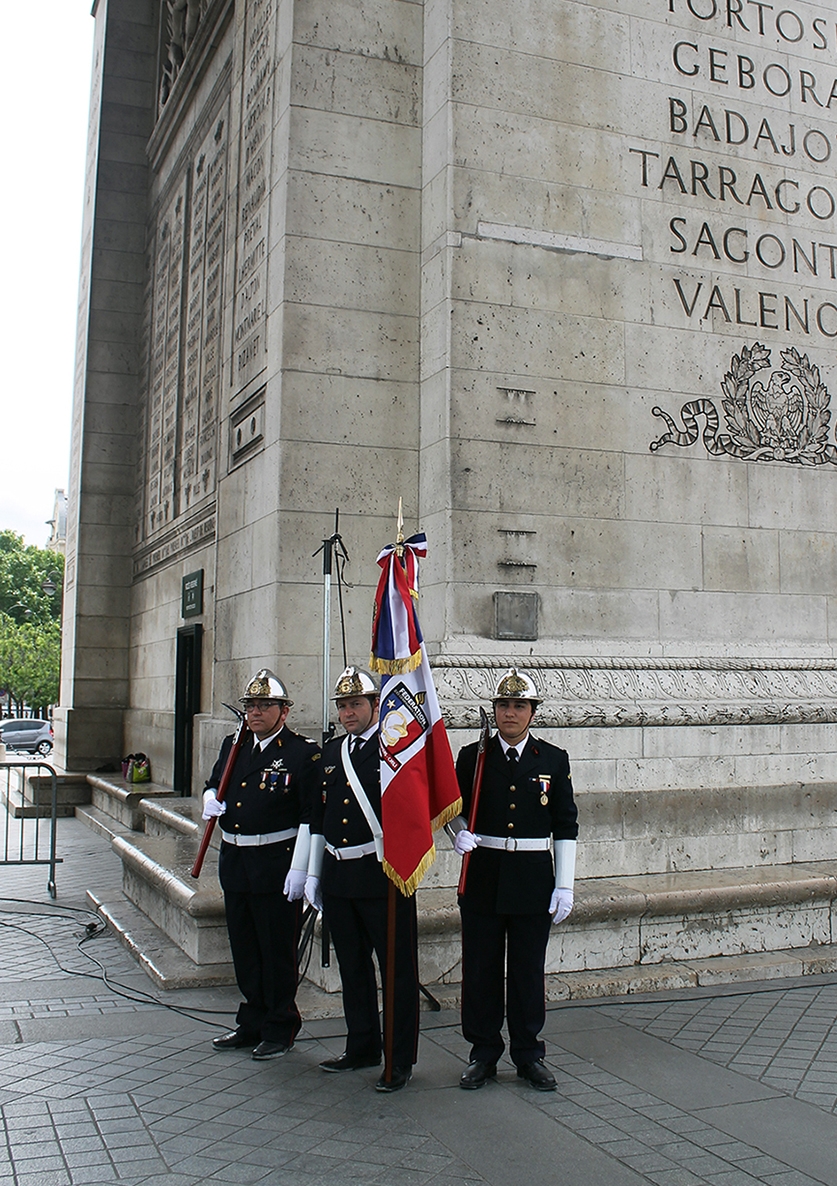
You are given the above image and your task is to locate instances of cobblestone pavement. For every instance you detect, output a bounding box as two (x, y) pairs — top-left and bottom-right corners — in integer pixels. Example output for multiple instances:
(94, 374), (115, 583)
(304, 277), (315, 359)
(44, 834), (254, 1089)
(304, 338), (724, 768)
(1, 815), (836, 1186)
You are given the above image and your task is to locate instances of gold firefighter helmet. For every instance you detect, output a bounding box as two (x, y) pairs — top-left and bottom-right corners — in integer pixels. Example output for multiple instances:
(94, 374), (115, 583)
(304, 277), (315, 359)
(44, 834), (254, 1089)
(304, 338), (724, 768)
(492, 668), (541, 705)
(332, 665), (379, 700)
(239, 668), (293, 706)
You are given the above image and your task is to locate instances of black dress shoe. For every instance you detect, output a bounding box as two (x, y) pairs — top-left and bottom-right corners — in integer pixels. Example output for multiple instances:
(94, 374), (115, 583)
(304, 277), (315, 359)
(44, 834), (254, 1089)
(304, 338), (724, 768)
(516, 1060), (556, 1091)
(252, 1040), (292, 1060)
(212, 1029), (259, 1050)
(459, 1060), (497, 1090)
(319, 1052), (382, 1073)
(374, 1066), (412, 1092)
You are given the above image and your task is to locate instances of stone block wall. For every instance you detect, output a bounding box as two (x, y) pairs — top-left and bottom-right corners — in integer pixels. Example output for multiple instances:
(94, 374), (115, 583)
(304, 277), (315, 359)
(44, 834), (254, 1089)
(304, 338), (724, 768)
(64, 0), (837, 809)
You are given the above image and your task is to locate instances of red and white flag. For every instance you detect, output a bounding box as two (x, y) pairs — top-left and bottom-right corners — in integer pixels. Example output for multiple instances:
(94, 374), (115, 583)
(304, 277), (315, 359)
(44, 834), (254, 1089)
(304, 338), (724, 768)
(370, 533), (461, 896)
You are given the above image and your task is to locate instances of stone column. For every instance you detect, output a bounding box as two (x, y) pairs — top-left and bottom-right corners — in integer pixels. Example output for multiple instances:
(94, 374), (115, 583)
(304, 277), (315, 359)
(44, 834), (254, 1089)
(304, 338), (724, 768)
(56, 0), (158, 771)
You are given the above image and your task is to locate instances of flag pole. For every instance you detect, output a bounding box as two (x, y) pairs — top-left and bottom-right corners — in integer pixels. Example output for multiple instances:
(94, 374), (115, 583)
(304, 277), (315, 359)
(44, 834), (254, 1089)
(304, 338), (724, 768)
(313, 509), (350, 968)
(382, 500), (405, 1086)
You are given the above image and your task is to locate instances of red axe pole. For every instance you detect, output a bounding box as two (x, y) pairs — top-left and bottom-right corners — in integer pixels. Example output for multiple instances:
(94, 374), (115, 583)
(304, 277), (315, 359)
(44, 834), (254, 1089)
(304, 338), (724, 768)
(191, 716), (251, 879)
(457, 706), (491, 896)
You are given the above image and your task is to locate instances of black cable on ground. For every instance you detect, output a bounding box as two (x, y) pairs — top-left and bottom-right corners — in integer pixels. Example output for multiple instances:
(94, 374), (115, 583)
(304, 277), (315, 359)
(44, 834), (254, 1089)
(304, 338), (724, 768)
(5, 900), (837, 1039)
(0, 911), (234, 1027)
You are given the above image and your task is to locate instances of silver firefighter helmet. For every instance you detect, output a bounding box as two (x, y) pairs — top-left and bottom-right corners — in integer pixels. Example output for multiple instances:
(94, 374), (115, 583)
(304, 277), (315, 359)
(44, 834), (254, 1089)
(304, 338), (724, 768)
(492, 668), (541, 705)
(332, 665), (379, 700)
(239, 668), (293, 706)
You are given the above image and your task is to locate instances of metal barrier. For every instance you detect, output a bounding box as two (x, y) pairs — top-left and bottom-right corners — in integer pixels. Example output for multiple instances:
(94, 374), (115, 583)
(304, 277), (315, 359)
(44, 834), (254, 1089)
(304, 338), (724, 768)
(0, 760), (61, 897)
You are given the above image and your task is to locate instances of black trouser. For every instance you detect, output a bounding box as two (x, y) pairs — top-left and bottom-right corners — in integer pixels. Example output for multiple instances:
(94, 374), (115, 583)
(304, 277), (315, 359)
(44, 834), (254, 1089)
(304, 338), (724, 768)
(323, 890), (420, 1068)
(460, 904), (551, 1066)
(223, 888), (302, 1044)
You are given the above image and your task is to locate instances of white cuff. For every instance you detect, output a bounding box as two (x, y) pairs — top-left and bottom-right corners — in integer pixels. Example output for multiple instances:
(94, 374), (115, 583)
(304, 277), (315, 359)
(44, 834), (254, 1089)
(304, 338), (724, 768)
(290, 823), (311, 872)
(307, 832), (326, 879)
(444, 815), (469, 843)
(554, 839), (577, 890)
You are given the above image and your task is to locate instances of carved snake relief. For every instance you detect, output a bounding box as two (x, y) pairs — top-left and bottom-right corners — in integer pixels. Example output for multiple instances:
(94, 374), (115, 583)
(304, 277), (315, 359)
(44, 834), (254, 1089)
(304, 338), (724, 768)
(650, 399), (730, 455)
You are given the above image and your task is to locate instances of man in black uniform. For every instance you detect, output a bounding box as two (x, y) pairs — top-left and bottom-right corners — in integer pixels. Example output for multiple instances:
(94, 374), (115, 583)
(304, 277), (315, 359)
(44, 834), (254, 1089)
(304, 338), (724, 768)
(305, 665), (419, 1093)
(203, 669), (320, 1059)
(450, 669), (578, 1092)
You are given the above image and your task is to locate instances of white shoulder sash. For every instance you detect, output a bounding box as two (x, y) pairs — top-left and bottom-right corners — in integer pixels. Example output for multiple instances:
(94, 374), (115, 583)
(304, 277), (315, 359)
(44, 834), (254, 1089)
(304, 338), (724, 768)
(341, 735), (384, 861)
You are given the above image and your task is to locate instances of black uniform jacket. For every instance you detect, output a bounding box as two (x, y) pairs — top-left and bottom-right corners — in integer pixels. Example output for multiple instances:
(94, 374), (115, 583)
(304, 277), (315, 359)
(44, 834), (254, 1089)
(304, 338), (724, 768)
(206, 726), (321, 894)
(455, 733), (578, 916)
(310, 732), (389, 899)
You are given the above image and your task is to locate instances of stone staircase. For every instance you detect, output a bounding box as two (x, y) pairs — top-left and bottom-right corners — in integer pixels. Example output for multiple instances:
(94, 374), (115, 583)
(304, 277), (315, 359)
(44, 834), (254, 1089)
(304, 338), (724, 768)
(1, 763), (92, 818)
(75, 772), (837, 999)
(77, 780), (234, 988)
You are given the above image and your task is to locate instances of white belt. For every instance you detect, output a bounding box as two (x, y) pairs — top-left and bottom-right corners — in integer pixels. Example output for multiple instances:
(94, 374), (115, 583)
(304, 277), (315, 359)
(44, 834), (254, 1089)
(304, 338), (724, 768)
(325, 840), (378, 861)
(477, 835), (551, 852)
(221, 827), (297, 847)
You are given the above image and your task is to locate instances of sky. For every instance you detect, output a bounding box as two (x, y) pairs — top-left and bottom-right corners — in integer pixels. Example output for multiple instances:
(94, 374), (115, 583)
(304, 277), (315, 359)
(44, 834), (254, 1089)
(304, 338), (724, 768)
(0, 4), (95, 548)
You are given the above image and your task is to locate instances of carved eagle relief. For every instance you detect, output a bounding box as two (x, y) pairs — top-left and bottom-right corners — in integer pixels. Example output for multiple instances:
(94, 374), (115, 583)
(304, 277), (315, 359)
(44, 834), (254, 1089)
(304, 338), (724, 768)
(650, 344), (837, 465)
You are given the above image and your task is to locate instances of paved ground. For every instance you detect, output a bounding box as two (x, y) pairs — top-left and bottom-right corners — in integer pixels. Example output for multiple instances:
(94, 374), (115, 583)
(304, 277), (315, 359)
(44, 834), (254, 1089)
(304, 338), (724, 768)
(1, 815), (836, 1185)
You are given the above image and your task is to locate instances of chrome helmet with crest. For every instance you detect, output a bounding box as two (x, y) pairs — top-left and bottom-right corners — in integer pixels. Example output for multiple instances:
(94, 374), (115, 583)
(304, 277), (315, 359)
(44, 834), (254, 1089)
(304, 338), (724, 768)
(492, 668), (541, 705)
(239, 668), (293, 706)
(332, 665), (379, 701)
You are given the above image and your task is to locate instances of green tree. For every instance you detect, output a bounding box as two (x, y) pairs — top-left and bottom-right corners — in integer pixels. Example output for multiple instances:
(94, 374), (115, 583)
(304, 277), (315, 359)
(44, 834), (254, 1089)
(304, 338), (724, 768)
(0, 531), (64, 627)
(0, 534), (63, 713)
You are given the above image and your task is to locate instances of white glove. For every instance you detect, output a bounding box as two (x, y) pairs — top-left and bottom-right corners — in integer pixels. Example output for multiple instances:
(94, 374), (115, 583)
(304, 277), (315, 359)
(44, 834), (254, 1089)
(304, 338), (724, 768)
(549, 888), (574, 924)
(284, 869), (306, 901)
(304, 875), (323, 912)
(202, 789), (226, 819)
(454, 829), (479, 855)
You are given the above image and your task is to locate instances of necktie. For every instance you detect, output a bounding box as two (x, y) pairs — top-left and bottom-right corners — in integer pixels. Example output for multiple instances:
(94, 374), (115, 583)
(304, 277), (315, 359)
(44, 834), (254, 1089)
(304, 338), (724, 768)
(507, 748), (518, 765)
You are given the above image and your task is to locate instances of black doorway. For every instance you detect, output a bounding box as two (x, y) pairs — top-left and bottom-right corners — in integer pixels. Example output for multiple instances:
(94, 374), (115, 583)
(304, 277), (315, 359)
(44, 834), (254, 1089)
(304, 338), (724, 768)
(174, 624), (202, 794)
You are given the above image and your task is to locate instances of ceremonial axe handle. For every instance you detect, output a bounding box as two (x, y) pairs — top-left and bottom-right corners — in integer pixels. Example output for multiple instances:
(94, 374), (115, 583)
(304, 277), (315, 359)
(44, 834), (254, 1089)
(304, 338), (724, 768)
(191, 716), (251, 879)
(457, 707), (491, 897)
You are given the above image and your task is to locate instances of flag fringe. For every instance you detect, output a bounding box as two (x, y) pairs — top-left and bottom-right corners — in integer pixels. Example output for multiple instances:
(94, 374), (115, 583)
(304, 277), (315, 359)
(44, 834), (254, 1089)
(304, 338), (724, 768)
(384, 846), (437, 898)
(369, 650), (423, 676)
(431, 796), (462, 834)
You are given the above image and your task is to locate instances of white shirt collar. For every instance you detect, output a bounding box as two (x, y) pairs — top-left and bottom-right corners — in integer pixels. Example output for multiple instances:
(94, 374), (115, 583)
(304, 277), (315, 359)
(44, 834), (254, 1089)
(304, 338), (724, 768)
(254, 725), (284, 752)
(498, 733), (528, 756)
(349, 723), (378, 748)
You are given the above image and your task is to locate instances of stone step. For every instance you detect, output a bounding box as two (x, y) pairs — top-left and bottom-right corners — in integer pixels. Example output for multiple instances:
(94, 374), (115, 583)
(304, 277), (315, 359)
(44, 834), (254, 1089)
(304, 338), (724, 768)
(141, 794), (215, 842)
(543, 860), (837, 982)
(0, 765), (91, 818)
(85, 874), (837, 1007)
(547, 945), (837, 1002)
(75, 793), (837, 999)
(87, 887), (237, 991)
(111, 828), (230, 966)
(414, 860), (837, 990)
(86, 773), (177, 831)
(75, 803), (133, 843)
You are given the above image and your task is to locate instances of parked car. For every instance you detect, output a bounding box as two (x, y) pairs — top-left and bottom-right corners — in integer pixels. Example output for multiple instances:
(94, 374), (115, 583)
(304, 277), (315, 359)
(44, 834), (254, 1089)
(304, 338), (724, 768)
(0, 719), (53, 755)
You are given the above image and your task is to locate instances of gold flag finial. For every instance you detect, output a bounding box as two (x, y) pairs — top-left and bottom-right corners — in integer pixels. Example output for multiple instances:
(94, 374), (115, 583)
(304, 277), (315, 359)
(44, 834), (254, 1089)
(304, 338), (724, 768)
(396, 497), (404, 556)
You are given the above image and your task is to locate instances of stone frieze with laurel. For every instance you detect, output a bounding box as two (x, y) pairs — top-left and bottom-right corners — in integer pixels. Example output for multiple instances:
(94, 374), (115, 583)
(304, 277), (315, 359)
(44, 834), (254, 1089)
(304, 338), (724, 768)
(430, 656), (837, 728)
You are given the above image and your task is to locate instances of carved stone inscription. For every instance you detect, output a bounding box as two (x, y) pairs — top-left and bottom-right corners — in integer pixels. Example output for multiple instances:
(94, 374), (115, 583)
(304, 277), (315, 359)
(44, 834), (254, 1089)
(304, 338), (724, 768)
(139, 104), (229, 551)
(634, 0), (837, 340)
(232, 0), (275, 391)
(145, 181), (187, 537)
(182, 107), (229, 511)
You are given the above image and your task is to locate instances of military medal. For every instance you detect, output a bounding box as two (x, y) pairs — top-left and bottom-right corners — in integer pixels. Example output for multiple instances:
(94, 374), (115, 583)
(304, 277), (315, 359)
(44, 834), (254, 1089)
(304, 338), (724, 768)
(538, 775), (551, 805)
